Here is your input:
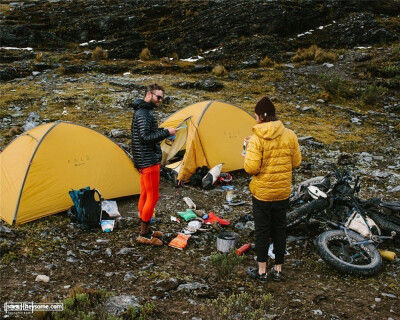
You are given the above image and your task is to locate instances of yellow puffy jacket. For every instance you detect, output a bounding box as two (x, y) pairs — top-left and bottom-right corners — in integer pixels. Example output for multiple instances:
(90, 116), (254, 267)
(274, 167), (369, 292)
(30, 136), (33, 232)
(244, 120), (301, 201)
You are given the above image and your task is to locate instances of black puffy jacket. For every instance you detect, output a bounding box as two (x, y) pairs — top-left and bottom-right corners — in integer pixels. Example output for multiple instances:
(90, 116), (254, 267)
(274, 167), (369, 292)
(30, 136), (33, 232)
(131, 99), (170, 169)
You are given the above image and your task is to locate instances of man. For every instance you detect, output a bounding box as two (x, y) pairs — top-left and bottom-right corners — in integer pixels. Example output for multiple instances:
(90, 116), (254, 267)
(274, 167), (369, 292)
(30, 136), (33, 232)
(244, 96), (301, 282)
(131, 83), (177, 246)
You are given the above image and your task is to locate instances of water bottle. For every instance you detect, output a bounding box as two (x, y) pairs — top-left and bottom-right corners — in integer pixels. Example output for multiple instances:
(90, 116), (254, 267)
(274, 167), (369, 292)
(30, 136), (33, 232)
(236, 243), (252, 255)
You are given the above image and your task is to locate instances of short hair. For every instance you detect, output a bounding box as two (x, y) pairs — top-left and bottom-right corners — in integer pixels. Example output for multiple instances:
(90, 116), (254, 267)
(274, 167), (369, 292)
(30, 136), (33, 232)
(146, 83), (164, 95)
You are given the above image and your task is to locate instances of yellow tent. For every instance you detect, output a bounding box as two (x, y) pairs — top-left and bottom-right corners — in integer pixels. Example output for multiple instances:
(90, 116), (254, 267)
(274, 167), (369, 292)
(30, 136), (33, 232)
(0, 122), (140, 225)
(160, 101), (255, 182)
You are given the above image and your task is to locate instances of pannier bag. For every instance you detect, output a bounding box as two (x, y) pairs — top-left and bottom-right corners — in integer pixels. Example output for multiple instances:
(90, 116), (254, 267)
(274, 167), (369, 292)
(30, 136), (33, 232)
(69, 187), (103, 229)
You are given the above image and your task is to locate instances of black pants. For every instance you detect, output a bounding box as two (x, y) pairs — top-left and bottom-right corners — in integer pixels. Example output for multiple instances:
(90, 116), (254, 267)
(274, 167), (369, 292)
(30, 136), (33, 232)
(252, 197), (289, 264)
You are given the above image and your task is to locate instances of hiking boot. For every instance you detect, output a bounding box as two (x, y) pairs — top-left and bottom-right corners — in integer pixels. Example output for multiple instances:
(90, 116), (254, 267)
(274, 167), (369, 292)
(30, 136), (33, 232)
(247, 267), (267, 283)
(151, 230), (163, 238)
(136, 235), (163, 246)
(270, 268), (283, 282)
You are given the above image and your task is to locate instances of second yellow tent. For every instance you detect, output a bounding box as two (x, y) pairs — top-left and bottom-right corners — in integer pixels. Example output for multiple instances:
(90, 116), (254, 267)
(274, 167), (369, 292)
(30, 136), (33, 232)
(160, 101), (255, 181)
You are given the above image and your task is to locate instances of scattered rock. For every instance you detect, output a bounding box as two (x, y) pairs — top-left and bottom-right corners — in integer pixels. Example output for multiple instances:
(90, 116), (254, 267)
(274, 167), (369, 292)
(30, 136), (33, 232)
(66, 257), (79, 263)
(104, 295), (140, 316)
(381, 293), (397, 299)
(109, 129), (126, 138)
(234, 222), (244, 230)
(351, 117), (362, 124)
(35, 275), (50, 283)
(23, 112), (40, 132)
(311, 309), (323, 316)
(177, 282), (209, 292)
(0, 226), (15, 237)
(389, 186), (400, 193)
(124, 272), (137, 282)
(117, 248), (135, 255)
(171, 80), (224, 92)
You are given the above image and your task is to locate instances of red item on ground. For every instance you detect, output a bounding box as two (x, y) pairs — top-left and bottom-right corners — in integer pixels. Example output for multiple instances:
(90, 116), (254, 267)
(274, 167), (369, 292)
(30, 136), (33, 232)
(236, 243), (252, 255)
(203, 211), (230, 226)
(168, 233), (191, 250)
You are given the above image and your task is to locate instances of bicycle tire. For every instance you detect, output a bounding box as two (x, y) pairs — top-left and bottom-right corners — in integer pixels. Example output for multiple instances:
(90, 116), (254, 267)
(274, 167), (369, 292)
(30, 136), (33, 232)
(316, 229), (382, 276)
(287, 198), (328, 228)
(386, 214), (400, 226)
(367, 212), (400, 236)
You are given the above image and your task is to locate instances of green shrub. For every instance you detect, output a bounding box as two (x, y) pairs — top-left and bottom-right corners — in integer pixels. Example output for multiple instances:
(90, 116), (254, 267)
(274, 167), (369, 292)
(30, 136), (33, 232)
(393, 44), (400, 59)
(0, 251), (17, 264)
(319, 74), (357, 99)
(379, 65), (400, 77)
(208, 292), (274, 320)
(361, 83), (388, 105)
(385, 75), (400, 89)
(121, 302), (155, 320)
(319, 74), (342, 96)
(139, 48), (151, 60)
(52, 286), (113, 320)
(209, 251), (244, 278)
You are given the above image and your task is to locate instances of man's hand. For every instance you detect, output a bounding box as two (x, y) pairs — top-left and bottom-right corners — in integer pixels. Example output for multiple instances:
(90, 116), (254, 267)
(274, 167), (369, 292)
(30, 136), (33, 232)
(168, 128), (178, 136)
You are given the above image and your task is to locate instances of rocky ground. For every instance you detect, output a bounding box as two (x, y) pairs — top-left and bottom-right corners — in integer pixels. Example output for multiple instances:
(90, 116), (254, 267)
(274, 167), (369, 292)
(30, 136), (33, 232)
(0, 172), (399, 320)
(1, 0), (400, 319)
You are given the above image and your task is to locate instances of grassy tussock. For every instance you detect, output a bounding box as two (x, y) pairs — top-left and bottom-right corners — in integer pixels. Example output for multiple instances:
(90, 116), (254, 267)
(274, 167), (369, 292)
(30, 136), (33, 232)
(56, 66), (66, 75)
(35, 52), (44, 62)
(139, 48), (152, 60)
(92, 47), (108, 61)
(259, 55), (275, 67)
(292, 45), (338, 63)
(212, 65), (227, 76)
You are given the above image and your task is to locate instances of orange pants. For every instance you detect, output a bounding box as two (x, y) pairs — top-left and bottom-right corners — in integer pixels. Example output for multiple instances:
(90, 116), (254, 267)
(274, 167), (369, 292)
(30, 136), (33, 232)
(138, 164), (160, 222)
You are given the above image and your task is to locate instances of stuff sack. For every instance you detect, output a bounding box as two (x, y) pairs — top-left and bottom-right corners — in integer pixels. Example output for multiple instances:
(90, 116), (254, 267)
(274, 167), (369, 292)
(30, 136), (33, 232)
(69, 187), (103, 229)
(189, 166), (209, 187)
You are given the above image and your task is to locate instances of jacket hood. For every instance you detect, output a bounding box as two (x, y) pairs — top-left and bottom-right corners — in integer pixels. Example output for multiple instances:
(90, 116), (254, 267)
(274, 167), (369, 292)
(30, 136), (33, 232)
(253, 120), (285, 140)
(132, 98), (154, 111)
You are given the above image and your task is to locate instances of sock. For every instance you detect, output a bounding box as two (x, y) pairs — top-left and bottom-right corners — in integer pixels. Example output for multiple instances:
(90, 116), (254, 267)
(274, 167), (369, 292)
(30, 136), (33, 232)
(140, 220), (151, 238)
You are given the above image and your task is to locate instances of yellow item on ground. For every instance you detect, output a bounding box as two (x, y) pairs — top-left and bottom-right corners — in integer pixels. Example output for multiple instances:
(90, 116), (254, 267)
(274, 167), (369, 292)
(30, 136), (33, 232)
(378, 249), (396, 261)
(0, 121), (140, 225)
(160, 101), (255, 182)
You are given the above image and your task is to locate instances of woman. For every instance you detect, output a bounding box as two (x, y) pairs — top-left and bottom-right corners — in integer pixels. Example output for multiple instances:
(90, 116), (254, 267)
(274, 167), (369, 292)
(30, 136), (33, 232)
(244, 96), (301, 282)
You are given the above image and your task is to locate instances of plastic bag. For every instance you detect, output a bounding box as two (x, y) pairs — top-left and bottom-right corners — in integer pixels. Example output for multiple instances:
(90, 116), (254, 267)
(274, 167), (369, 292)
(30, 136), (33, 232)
(101, 200), (121, 218)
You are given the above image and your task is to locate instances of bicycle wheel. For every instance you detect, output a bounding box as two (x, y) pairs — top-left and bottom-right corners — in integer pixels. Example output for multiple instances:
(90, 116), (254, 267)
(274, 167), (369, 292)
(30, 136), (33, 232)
(316, 229), (382, 276)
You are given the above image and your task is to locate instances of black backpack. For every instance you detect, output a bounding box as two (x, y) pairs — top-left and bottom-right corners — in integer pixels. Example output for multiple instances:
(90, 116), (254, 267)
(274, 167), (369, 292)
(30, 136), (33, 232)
(189, 166), (209, 187)
(69, 187), (103, 229)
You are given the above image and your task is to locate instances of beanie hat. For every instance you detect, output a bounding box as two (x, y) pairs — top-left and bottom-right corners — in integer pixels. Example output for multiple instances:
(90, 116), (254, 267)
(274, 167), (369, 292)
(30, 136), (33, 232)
(255, 96), (277, 122)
